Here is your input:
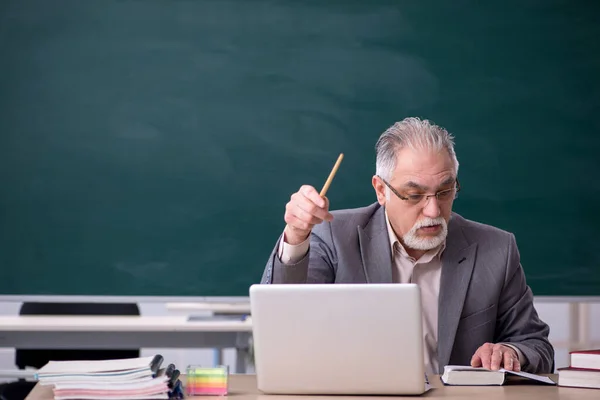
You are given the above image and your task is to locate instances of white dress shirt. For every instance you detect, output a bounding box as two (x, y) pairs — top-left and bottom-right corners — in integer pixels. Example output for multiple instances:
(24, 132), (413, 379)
(383, 211), (443, 375)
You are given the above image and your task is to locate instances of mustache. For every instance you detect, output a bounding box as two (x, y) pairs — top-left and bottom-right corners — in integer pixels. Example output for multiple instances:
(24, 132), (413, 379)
(414, 217), (446, 229)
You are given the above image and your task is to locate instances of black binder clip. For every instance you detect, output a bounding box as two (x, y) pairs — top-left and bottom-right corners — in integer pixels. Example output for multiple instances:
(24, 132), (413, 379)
(168, 378), (184, 399)
(164, 363), (183, 399)
(165, 364), (176, 382)
(150, 354), (164, 377)
(168, 368), (180, 389)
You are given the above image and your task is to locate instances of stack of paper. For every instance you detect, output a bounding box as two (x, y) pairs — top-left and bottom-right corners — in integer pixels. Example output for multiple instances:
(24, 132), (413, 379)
(35, 356), (170, 400)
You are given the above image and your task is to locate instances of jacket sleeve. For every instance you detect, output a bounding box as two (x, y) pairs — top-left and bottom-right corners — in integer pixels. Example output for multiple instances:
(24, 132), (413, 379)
(260, 222), (337, 284)
(494, 233), (555, 373)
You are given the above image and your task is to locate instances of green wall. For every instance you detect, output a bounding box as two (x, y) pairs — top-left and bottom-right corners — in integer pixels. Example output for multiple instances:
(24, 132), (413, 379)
(1, 0), (598, 296)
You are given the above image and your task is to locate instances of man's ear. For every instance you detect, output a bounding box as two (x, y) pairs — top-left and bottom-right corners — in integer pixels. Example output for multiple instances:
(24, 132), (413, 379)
(372, 176), (387, 206)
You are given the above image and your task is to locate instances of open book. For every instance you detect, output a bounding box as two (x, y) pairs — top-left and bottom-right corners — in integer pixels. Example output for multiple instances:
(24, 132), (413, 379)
(441, 365), (556, 386)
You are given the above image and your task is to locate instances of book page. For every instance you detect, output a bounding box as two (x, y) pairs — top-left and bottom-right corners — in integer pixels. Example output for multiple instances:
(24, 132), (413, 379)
(502, 369), (556, 385)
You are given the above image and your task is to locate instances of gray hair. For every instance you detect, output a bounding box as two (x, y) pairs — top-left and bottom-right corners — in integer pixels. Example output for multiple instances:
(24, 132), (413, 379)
(375, 117), (459, 181)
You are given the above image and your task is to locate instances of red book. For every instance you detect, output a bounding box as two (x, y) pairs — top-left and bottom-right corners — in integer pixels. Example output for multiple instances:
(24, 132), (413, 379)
(570, 349), (600, 370)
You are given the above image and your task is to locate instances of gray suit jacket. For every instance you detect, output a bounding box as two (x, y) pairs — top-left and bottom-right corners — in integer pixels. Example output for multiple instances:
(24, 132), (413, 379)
(260, 202), (554, 374)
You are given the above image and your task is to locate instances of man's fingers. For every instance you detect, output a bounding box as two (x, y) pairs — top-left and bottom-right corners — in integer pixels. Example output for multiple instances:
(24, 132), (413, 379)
(300, 185), (326, 208)
(490, 346), (504, 370)
(470, 353), (482, 368)
(472, 343), (521, 372)
(502, 350), (514, 371)
(296, 195), (332, 222)
(285, 197), (331, 231)
(283, 185), (334, 244)
(478, 344), (494, 369)
(294, 204), (325, 226)
(500, 346), (520, 372)
(284, 213), (313, 232)
(514, 359), (521, 372)
(323, 196), (331, 212)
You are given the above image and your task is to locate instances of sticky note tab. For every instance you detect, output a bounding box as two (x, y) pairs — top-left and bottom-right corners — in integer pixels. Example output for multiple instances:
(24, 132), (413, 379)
(186, 365), (228, 396)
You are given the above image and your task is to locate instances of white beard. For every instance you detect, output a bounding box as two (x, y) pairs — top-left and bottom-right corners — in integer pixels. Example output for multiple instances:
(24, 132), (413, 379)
(402, 217), (448, 251)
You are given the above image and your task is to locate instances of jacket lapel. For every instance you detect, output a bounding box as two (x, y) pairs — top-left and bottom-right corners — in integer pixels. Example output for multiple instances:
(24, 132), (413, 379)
(357, 206), (393, 283)
(437, 214), (477, 371)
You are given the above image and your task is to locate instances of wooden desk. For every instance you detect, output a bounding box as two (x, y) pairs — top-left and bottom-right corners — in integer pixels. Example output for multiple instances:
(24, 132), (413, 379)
(0, 316), (252, 373)
(25, 374), (599, 400)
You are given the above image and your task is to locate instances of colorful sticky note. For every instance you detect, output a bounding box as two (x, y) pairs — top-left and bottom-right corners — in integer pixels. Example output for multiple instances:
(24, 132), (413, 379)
(186, 365), (228, 396)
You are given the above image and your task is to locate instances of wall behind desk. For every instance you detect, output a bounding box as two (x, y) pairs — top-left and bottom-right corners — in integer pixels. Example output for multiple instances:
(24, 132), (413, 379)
(0, 0), (598, 296)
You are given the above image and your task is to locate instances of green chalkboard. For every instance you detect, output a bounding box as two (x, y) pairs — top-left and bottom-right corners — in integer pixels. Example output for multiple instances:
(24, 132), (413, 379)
(1, 0), (599, 296)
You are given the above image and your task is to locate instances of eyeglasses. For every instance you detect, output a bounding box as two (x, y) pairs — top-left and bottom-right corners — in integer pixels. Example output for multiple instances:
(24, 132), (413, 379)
(378, 176), (460, 206)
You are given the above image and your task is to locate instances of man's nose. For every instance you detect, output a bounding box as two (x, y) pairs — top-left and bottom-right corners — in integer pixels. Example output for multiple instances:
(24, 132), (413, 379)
(422, 195), (441, 218)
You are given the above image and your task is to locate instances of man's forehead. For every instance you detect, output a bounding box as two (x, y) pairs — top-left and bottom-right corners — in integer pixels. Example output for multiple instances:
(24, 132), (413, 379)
(394, 146), (454, 169)
(392, 149), (455, 183)
(397, 175), (456, 190)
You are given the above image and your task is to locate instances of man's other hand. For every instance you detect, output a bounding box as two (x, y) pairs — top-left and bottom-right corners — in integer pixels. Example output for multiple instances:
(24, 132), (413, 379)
(470, 343), (521, 371)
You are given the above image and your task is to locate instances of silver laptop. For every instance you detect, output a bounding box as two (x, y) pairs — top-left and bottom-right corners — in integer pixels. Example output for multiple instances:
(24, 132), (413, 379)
(249, 283), (426, 395)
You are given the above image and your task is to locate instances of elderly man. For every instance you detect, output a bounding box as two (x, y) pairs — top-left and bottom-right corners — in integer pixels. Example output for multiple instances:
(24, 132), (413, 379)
(260, 117), (554, 376)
